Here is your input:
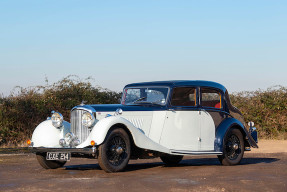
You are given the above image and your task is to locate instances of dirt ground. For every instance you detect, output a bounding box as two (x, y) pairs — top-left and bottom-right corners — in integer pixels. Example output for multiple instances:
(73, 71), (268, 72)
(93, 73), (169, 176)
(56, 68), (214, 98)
(0, 140), (286, 192)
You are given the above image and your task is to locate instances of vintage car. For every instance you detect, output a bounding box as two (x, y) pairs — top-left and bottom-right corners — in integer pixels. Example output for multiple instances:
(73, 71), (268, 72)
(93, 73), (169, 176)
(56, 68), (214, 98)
(28, 80), (258, 172)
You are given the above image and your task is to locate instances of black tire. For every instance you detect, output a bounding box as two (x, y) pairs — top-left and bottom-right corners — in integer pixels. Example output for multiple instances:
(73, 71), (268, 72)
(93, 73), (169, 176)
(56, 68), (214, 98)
(36, 153), (66, 169)
(98, 128), (131, 173)
(160, 154), (183, 166)
(218, 128), (244, 166)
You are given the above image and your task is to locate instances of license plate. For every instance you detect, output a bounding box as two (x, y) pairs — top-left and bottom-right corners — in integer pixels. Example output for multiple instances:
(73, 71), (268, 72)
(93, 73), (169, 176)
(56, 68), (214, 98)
(46, 152), (71, 161)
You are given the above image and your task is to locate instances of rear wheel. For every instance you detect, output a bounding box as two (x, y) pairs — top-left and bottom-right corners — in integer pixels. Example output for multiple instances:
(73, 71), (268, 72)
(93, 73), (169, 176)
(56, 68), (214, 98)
(36, 153), (66, 169)
(160, 154), (183, 166)
(98, 128), (131, 173)
(218, 128), (244, 165)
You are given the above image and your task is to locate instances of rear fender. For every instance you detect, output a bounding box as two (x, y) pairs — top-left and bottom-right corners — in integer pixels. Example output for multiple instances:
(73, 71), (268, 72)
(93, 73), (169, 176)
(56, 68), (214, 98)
(215, 118), (258, 152)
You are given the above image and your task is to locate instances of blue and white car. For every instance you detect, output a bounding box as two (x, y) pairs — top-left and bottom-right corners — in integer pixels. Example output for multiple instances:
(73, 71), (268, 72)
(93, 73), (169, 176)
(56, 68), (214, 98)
(29, 80), (258, 172)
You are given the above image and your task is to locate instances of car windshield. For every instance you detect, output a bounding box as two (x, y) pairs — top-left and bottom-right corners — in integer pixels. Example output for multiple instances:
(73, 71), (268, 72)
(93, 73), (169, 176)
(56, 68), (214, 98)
(122, 87), (169, 106)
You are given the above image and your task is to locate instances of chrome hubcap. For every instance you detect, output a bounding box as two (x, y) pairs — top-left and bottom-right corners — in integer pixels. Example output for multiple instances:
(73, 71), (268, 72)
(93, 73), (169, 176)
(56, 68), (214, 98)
(233, 143), (239, 150)
(116, 147), (124, 155)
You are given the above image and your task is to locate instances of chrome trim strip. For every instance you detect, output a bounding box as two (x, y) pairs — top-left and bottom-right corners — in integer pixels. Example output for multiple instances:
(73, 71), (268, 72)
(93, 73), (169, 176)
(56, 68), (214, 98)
(71, 105), (96, 113)
(170, 150), (222, 155)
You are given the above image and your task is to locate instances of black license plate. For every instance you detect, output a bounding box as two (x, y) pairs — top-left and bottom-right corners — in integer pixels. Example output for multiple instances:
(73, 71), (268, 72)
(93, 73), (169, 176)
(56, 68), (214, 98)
(46, 152), (71, 161)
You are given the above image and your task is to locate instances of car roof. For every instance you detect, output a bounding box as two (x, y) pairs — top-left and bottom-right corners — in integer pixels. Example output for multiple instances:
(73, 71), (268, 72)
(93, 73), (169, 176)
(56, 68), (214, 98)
(124, 80), (227, 92)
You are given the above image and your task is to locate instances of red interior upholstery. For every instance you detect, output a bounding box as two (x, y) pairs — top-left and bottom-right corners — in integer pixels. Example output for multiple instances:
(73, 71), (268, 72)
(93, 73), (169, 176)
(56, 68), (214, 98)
(214, 103), (221, 108)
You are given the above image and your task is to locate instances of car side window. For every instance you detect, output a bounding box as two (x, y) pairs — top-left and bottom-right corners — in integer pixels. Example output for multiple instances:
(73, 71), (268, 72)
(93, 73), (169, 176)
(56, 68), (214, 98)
(200, 88), (222, 108)
(171, 87), (197, 106)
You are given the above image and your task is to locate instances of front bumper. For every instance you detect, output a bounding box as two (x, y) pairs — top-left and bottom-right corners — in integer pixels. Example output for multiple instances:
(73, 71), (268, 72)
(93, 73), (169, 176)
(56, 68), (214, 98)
(30, 147), (97, 157)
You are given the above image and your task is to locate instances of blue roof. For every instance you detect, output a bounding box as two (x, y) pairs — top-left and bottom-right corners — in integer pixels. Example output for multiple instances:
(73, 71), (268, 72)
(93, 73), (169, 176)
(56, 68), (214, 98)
(124, 80), (227, 92)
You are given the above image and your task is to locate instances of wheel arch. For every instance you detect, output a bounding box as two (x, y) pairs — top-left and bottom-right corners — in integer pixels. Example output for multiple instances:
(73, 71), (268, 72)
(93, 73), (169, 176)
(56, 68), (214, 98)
(215, 118), (250, 152)
(108, 123), (139, 158)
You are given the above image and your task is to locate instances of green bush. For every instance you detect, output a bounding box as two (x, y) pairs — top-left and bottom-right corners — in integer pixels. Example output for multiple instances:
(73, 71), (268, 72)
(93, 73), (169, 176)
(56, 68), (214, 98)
(0, 77), (286, 147)
(230, 86), (287, 140)
(0, 76), (121, 147)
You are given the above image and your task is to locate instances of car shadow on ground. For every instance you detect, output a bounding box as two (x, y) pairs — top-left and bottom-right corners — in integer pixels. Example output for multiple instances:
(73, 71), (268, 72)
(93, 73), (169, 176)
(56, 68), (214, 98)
(64, 162), (165, 172)
(240, 157), (279, 165)
(64, 157), (279, 172)
(179, 157), (279, 166)
(65, 164), (101, 171)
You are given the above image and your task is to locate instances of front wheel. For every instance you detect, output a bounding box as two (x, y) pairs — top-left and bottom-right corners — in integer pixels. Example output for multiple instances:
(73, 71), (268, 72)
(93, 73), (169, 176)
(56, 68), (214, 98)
(160, 154), (183, 166)
(98, 128), (131, 173)
(36, 153), (66, 169)
(218, 128), (244, 165)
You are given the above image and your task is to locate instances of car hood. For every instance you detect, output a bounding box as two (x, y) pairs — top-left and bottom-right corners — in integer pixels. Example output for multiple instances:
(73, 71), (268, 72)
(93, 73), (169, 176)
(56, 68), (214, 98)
(75, 104), (166, 112)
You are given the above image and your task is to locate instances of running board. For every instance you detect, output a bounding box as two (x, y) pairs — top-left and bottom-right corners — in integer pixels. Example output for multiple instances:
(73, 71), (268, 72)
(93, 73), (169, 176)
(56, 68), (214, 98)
(170, 150), (222, 156)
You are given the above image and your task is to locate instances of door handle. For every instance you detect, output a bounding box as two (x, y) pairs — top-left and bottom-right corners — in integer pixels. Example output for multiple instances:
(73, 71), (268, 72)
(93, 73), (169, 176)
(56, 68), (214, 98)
(168, 108), (175, 112)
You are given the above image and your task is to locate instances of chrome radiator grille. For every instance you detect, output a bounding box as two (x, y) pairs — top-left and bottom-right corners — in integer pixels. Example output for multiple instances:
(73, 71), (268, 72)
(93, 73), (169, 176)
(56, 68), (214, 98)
(71, 109), (91, 144)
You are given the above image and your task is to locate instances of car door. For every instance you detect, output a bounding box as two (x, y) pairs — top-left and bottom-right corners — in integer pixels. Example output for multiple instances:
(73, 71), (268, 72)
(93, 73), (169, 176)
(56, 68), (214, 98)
(199, 87), (224, 151)
(159, 87), (201, 151)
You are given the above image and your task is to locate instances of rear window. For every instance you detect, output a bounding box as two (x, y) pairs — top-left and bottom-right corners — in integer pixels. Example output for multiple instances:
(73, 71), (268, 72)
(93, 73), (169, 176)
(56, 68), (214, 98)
(201, 88), (222, 108)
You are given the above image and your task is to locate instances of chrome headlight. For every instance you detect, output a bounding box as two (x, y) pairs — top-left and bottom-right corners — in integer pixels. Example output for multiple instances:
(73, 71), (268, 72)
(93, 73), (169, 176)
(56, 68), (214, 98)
(51, 112), (63, 128)
(82, 111), (96, 128)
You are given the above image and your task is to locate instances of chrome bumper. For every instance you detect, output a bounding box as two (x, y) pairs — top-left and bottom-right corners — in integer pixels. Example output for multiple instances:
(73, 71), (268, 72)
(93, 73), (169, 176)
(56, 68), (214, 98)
(30, 147), (97, 156)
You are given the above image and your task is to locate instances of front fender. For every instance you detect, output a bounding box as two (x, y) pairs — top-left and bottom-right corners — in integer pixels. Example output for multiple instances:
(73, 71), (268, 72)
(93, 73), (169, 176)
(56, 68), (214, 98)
(31, 120), (71, 147)
(77, 116), (170, 153)
(214, 118), (258, 152)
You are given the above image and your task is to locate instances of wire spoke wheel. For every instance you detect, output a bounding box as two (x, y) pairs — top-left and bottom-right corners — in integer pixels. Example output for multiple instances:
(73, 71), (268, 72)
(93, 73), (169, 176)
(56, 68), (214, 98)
(218, 128), (244, 166)
(98, 128), (131, 172)
(107, 136), (127, 166)
(226, 134), (241, 160)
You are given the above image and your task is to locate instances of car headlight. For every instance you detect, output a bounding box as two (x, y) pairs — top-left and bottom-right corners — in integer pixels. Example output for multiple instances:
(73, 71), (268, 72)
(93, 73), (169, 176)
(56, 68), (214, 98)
(51, 112), (63, 128)
(82, 111), (96, 128)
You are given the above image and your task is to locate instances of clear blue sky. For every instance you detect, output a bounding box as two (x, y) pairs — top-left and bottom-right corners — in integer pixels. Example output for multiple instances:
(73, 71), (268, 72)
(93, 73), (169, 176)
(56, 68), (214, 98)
(0, 0), (286, 96)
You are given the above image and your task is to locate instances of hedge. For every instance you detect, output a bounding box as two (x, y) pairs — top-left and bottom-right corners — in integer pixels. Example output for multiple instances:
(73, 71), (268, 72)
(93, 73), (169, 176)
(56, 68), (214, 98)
(0, 76), (286, 147)
(0, 76), (121, 147)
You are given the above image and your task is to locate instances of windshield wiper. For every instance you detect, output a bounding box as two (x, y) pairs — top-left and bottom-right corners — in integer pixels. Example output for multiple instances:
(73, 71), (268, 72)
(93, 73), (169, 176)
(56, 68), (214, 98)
(132, 101), (163, 106)
(130, 98), (165, 106)
(132, 97), (147, 104)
